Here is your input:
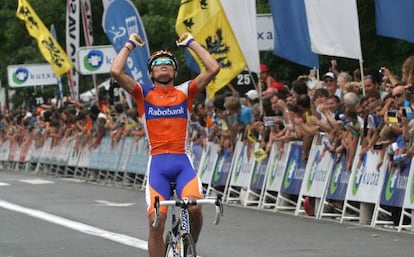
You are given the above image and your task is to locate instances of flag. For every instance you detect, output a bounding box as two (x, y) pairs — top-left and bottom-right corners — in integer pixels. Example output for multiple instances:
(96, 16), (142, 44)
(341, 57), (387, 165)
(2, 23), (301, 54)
(81, 0), (94, 46)
(16, 0), (73, 77)
(66, 0), (80, 100)
(102, 0), (152, 88)
(176, 0), (247, 98)
(221, 0), (260, 74)
(50, 24), (64, 100)
(376, 0), (414, 43)
(304, 0), (362, 60)
(269, 0), (319, 68)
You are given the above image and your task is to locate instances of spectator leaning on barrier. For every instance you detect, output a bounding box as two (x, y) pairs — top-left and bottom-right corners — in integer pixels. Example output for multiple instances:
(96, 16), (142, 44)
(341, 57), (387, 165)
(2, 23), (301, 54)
(224, 96), (254, 141)
(110, 32), (220, 257)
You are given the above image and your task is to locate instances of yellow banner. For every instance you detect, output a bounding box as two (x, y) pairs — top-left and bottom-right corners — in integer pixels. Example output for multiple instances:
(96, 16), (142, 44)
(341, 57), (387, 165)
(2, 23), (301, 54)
(16, 0), (72, 77)
(176, 0), (247, 98)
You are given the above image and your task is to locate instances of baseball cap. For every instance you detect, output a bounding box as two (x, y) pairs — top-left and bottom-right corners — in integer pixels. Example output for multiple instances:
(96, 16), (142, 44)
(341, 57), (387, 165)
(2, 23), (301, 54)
(245, 89), (259, 101)
(260, 64), (269, 73)
(322, 72), (336, 80)
(97, 112), (107, 120)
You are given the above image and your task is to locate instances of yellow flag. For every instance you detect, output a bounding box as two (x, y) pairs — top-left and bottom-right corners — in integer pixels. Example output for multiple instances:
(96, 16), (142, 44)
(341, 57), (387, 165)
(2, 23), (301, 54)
(176, 0), (247, 98)
(16, 0), (72, 77)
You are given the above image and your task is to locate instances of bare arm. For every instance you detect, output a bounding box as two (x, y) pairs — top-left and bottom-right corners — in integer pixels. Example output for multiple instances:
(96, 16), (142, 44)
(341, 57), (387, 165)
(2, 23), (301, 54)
(110, 34), (144, 94)
(176, 33), (220, 91)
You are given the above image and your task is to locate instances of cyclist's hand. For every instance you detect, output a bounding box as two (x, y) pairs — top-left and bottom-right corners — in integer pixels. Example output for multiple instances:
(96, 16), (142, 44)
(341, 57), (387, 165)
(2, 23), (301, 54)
(176, 33), (194, 47)
(126, 33), (144, 49)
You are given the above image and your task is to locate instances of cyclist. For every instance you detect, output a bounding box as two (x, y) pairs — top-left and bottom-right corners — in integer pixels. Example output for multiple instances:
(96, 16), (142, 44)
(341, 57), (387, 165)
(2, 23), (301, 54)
(110, 32), (220, 257)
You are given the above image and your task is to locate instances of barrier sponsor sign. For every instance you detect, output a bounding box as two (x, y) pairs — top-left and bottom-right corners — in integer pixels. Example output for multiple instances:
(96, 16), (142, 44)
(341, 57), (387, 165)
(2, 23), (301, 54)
(265, 143), (288, 192)
(7, 64), (57, 88)
(191, 143), (204, 172)
(250, 156), (268, 190)
(300, 139), (333, 198)
(345, 150), (387, 203)
(326, 153), (350, 201)
(280, 142), (306, 195)
(380, 159), (412, 207)
(229, 141), (255, 187)
(197, 142), (219, 185)
(402, 158), (414, 209)
(78, 45), (116, 75)
(211, 149), (234, 186)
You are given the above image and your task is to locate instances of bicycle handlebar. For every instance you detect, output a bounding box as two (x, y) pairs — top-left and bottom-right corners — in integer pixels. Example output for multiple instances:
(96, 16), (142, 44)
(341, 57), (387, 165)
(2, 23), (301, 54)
(152, 195), (224, 228)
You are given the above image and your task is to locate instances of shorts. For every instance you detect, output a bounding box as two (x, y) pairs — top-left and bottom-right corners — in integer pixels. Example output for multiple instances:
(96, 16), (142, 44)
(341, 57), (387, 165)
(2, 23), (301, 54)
(145, 153), (203, 216)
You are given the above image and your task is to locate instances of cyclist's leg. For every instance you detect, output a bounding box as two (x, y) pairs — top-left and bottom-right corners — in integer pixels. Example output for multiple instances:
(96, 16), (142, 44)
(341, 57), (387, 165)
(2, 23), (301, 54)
(175, 154), (203, 244)
(146, 155), (174, 257)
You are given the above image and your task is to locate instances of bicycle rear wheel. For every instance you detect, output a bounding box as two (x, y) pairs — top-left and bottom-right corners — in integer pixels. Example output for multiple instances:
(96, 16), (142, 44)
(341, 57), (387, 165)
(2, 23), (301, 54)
(182, 233), (196, 257)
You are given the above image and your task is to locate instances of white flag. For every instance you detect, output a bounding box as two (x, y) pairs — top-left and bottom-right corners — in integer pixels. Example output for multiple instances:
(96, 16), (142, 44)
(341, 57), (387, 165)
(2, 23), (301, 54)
(66, 0), (80, 100)
(221, 0), (260, 73)
(304, 0), (362, 60)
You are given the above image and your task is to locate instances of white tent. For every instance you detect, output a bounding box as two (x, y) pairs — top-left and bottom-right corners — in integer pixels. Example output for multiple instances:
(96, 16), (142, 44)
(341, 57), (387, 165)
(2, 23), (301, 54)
(79, 79), (111, 102)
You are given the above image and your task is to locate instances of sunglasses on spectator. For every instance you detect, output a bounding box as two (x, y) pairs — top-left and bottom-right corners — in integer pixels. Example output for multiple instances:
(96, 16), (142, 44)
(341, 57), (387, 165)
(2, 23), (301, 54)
(393, 93), (403, 99)
(152, 58), (175, 69)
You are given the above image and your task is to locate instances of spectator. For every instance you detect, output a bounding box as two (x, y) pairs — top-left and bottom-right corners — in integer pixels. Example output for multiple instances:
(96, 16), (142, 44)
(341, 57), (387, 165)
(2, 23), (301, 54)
(322, 72), (341, 98)
(260, 64), (283, 92)
(363, 74), (380, 93)
(244, 89), (260, 110)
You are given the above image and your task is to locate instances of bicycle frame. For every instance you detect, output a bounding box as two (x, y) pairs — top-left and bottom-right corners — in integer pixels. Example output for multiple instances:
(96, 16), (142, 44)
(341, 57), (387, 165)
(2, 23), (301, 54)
(152, 188), (223, 257)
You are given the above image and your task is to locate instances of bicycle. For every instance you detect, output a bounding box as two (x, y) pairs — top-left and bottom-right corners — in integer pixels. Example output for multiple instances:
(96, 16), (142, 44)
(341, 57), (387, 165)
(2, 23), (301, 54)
(152, 182), (224, 257)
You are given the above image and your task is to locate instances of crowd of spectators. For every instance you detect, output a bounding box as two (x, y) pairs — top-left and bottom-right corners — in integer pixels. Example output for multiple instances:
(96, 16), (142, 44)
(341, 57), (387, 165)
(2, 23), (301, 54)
(0, 89), (145, 154)
(190, 56), (414, 176)
(1, 56), (414, 177)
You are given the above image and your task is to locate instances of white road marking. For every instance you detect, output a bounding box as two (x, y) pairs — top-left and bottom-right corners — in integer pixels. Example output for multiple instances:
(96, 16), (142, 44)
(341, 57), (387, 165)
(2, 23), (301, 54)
(95, 200), (135, 207)
(0, 182), (10, 186)
(19, 179), (54, 185)
(59, 178), (85, 183)
(0, 199), (148, 250)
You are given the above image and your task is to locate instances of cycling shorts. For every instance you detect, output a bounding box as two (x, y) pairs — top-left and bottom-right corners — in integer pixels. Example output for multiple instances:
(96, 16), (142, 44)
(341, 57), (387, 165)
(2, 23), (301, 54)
(145, 153), (203, 216)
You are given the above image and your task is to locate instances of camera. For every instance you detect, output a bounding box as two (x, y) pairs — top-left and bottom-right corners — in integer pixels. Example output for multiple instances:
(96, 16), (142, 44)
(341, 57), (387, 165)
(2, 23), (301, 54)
(387, 110), (398, 123)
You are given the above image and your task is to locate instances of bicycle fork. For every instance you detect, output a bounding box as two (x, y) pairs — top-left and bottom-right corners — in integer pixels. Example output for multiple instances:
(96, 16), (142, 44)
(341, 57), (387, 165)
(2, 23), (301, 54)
(170, 208), (191, 257)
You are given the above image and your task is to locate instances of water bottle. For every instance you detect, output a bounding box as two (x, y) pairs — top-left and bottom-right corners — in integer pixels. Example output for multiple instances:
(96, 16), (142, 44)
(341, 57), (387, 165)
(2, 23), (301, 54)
(393, 153), (407, 162)
(339, 113), (350, 127)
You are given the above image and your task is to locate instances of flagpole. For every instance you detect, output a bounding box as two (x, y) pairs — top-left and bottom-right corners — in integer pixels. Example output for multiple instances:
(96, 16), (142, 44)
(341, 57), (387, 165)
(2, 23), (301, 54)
(50, 24), (64, 101)
(246, 68), (263, 116)
(359, 59), (365, 96)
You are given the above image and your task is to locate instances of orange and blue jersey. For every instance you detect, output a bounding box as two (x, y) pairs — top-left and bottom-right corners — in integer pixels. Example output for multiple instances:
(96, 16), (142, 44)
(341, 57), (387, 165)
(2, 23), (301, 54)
(130, 80), (203, 215)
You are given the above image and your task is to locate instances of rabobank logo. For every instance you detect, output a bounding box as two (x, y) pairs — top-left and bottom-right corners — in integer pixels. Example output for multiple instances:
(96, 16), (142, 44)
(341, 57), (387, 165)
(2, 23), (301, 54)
(145, 102), (187, 119)
(13, 67), (29, 85)
(83, 50), (104, 71)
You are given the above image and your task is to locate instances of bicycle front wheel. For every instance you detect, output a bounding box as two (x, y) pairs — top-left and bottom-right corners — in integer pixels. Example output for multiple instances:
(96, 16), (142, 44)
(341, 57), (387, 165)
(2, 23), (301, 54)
(164, 231), (174, 257)
(182, 233), (196, 257)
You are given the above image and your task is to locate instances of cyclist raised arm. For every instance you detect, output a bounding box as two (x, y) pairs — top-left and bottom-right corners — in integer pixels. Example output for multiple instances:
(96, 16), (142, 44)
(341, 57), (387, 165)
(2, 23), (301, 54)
(110, 32), (220, 257)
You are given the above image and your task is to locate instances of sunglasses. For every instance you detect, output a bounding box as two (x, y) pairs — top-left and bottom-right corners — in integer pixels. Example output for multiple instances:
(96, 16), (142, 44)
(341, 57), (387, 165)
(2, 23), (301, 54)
(152, 58), (175, 69)
(393, 93), (403, 99)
